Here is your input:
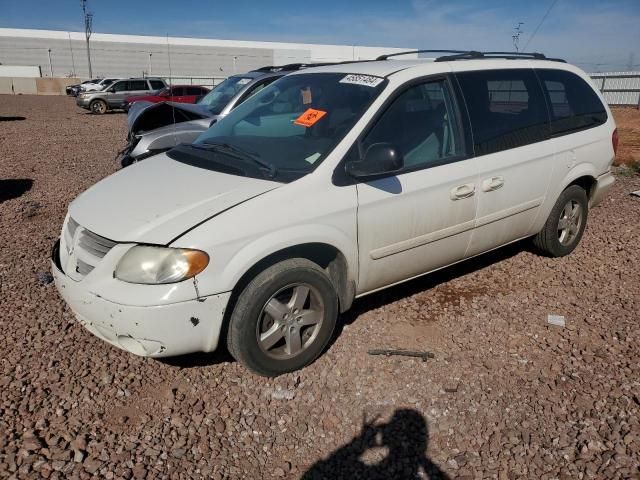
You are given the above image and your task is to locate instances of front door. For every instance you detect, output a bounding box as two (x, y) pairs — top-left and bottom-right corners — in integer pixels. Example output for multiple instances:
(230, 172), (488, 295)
(355, 77), (478, 294)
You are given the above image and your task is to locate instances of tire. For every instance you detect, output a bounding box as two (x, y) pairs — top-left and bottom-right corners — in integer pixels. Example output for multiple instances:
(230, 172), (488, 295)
(227, 258), (338, 377)
(89, 99), (107, 115)
(533, 184), (589, 257)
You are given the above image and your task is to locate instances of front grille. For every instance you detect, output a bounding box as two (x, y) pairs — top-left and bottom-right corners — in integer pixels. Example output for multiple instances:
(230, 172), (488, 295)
(65, 217), (117, 277)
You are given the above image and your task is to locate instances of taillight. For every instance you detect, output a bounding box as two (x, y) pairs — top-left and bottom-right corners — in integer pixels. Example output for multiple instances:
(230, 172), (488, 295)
(612, 128), (619, 157)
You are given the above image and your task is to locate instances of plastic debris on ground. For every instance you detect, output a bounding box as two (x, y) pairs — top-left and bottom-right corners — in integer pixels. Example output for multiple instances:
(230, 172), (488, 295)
(547, 314), (566, 327)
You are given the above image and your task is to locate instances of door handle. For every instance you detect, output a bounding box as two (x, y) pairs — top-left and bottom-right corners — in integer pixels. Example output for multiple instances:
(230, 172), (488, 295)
(481, 176), (504, 192)
(450, 183), (475, 200)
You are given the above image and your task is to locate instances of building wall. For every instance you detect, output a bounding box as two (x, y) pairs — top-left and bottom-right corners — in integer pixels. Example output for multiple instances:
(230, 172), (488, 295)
(0, 28), (414, 80)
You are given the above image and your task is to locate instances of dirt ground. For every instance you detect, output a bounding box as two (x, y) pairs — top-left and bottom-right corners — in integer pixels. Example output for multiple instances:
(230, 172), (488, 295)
(612, 107), (640, 167)
(1, 95), (639, 479)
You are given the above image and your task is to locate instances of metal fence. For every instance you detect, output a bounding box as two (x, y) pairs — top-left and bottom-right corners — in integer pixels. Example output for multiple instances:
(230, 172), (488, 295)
(589, 72), (640, 107)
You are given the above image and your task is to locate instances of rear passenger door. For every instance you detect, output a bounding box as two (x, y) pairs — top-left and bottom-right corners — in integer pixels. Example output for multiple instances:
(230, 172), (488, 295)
(454, 68), (553, 257)
(354, 77), (478, 293)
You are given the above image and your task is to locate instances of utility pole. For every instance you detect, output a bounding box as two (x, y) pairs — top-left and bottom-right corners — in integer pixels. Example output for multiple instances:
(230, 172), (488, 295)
(68, 32), (76, 77)
(47, 48), (53, 76)
(81, 0), (93, 78)
(626, 53), (635, 72)
(512, 22), (524, 52)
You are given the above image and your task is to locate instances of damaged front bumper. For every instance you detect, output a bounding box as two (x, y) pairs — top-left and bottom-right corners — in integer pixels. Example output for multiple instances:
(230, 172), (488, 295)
(51, 240), (231, 358)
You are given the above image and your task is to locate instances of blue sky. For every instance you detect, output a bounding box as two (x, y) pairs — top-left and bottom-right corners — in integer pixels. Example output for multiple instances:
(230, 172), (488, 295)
(1, 0), (639, 71)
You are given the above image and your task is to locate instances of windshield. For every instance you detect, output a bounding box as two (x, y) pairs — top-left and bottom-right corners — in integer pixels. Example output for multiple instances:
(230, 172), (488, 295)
(197, 76), (254, 114)
(168, 72), (387, 183)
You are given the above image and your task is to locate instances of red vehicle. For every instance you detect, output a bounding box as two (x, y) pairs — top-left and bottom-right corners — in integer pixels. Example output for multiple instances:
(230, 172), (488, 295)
(124, 85), (210, 110)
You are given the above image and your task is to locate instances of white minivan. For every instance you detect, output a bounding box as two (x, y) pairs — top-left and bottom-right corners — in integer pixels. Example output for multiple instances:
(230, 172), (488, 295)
(52, 51), (617, 376)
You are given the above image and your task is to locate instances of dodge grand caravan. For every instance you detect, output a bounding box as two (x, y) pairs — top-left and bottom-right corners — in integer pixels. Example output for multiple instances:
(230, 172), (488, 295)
(52, 51), (616, 376)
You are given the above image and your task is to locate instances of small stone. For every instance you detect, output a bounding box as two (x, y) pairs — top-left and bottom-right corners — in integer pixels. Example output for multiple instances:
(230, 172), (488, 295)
(36, 271), (54, 285)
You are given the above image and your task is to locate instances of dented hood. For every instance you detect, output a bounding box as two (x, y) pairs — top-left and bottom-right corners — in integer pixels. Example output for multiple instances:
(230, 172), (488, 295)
(69, 153), (280, 244)
(127, 101), (212, 134)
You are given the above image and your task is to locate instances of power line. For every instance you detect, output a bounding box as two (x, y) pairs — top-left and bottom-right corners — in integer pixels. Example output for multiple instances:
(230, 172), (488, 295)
(523, 0), (559, 51)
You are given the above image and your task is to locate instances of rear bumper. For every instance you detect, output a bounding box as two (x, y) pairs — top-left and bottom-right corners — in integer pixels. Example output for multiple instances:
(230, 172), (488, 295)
(590, 171), (615, 208)
(51, 240), (231, 358)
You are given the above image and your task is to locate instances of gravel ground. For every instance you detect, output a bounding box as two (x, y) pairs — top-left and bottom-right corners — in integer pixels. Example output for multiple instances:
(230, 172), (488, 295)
(1, 95), (639, 479)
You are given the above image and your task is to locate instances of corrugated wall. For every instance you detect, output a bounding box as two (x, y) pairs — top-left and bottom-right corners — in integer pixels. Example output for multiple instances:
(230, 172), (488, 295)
(0, 28), (412, 81)
(590, 72), (640, 106)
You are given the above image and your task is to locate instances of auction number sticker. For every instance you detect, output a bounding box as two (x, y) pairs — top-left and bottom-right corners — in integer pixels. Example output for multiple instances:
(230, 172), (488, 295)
(294, 108), (327, 127)
(339, 74), (384, 88)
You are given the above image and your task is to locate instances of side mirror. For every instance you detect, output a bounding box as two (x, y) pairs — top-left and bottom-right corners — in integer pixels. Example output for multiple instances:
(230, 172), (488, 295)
(345, 143), (403, 178)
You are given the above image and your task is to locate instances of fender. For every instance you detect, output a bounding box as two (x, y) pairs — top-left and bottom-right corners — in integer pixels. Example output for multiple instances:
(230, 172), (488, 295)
(531, 161), (600, 233)
(220, 223), (358, 293)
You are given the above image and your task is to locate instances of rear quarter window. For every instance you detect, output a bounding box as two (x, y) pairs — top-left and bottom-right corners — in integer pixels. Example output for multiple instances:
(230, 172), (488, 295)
(535, 69), (607, 136)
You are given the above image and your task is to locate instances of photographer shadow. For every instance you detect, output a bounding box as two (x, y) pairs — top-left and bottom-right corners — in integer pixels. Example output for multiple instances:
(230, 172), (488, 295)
(302, 409), (450, 480)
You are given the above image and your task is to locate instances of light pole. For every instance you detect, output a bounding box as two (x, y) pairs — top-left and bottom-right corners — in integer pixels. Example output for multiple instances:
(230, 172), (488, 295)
(81, 0), (93, 78)
(68, 32), (76, 77)
(148, 53), (152, 76)
(47, 48), (53, 76)
(233, 56), (237, 74)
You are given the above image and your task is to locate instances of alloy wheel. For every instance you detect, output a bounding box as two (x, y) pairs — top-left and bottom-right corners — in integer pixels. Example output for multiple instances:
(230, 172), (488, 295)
(256, 283), (324, 359)
(557, 199), (583, 246)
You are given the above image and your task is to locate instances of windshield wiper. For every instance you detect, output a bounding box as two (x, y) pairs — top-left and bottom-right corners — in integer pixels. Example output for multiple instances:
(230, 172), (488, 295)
(191, 142), (277, 179)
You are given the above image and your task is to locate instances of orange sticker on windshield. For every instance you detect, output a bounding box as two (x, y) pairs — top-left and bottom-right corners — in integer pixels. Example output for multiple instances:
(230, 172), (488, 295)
(294, 108), (327, 127)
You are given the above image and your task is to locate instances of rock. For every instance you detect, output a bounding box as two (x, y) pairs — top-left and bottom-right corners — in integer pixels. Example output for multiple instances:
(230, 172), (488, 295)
(35, 271), (54, 285)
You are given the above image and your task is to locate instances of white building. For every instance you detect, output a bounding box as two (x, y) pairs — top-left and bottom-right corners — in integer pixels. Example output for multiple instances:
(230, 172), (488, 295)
(0, 28), (415, 82)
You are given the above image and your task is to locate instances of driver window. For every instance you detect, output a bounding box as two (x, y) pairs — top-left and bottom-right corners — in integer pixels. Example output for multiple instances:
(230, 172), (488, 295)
(362, 79), (464, 170)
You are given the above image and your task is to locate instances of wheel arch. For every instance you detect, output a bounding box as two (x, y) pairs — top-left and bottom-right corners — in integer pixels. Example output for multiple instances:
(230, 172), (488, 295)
(228, 242), (355, 315)
(560, 164), (599, 200)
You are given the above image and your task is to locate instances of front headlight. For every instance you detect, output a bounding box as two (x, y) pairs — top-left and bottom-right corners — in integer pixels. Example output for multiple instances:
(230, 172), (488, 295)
(114, 246), (209, 284)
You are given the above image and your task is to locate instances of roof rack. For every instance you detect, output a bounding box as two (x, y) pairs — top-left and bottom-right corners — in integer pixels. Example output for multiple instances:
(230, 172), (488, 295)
(377, 50), (470, 60)
(376, 50), (566, 63)
(254, 62), (339, 73)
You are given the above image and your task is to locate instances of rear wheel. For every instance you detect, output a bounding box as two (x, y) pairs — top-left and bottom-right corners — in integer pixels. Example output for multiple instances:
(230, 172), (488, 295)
(227, 258), (338, 377)
(90, 99), (107, 114)
(533, 184), (588, 257)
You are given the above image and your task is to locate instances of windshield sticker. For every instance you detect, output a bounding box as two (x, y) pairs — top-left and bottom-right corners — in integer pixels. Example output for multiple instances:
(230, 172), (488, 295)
(301, 87), (313, 105)
(237, 78), (252, 85)
(305, 152), (322, 164)
(339, 74), (384, 88)
(294, 108), (327, 127)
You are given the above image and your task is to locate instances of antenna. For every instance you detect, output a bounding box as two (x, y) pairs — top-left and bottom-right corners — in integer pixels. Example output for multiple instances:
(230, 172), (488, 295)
(512, 22), (524, 52)
(81, 0), (93, 78)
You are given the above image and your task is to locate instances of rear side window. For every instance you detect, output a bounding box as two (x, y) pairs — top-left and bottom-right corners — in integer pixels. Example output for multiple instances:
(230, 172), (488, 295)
(456, 69), (549, 156)
(536, 69), (607, 136)
(129, 80), (148, 91)
(111, 81), (128, 92)
(171, 87), (186, 96)
(149, 80), (165, 90)
(186, 87), (204, 96)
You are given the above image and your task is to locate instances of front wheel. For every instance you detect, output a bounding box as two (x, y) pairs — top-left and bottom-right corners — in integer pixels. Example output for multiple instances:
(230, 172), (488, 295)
(533, 184), (589, 257)
(227, 258), (338, 377)
(89, 99), (107, 114)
